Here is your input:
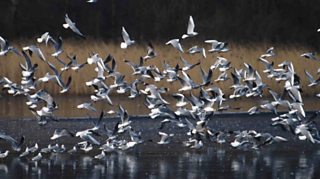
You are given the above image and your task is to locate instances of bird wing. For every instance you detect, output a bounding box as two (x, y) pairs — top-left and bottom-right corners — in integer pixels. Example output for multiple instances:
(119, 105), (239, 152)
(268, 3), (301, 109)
(187, 16), (195, 34)
(122, 27), (131, 43)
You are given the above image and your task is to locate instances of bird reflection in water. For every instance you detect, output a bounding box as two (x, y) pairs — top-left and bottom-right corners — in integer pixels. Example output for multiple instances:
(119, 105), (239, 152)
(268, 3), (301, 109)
(0, 147), (318, 179)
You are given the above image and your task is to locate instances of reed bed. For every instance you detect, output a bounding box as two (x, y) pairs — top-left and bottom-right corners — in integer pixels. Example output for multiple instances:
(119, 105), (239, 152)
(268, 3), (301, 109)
(0, 39), (318, 97)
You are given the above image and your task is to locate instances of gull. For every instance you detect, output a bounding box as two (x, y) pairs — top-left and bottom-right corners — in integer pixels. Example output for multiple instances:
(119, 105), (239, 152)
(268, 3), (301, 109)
(76, 130), (101, 145)
(0, 151), (9, 159)
(177, 71), (200, 91)
(31, 89), (57, 111)
(127, 78), (142, 99)
(214, 71), (229, 82)
(182, 16), (198, 39)
(52, 144), (66, 153)
(304, 70), (320, 87)
(107, 71), (125, 89)
(0, 132), (24, 152)
(269, 89), (289, 107)
(50, 36), (63, 57)
(248, 106), (260, 115)
(94, 151), (107, 160)
(28, 143), (39, 153)
(180, 57), (200, 71)
(295, 123), (316, 143)
(37, 32), (52, 45)
(47, 61), (72, 93)
(289, 102), (305, 117)
(166, 39), (184, 52)
(184, 138), (203, 149)
(205, 87), (226, 107)
(118, 140), (138, 150)
(230, 72), (242, 89)
(68, 146), (78, 154)
(129, 127), (144, 144)
(19, 147), (31, 157)
(20, 51), (38, 78)
(200, 67), (212, 86)
(163, 61), (180, 82)
(157, 132), (174, 144)
(79, 142), (93, 152)
(117, 105), (132, 133)
(143, 42), (157, 60)
(67, 55), (87, 71)
(40, 144), (54, 153)
(159, 118), (186, 129)
(0, 36), (19, 56)
(63, 14), (85, 38)
(22, 45), (46, 61)
(120, 27), (135, 49)
(77, 102), (97, 112)
(254, 133), (287, 148)
(301, 52), (318, 61)
(50, 128), (74, 140)
(260, 102), (277, 115)
(32, 153), (42, 162)
(260, 47), (275, 58)
(19, 143), (38, 157)
(210, 57), (231, 72)
(318, 28), (320, 32)
(172, 93), (187, 107)
(87, 0), (98, 3)
(145, 96), (168, 109)
(205, 40), (229, 53)
(187, 46), (206, 58)
(258, 57), (274, 73)
(37, 72), (56, 83)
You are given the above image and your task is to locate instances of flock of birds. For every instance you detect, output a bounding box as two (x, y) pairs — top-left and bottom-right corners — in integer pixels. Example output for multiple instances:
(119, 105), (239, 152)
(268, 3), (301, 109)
(0, 9), (319, 163)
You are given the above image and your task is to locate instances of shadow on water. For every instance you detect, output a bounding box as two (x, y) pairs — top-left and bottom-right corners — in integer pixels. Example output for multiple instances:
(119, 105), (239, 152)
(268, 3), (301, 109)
(0, 145), (319, 179)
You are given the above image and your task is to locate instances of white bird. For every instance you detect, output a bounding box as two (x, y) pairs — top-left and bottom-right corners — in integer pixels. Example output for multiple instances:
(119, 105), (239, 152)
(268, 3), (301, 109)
(182, 16), (198, 39)
(143, 42), (157, 60)
(0, 36), (19, 56)
(305, 70), (320, 87)
(22, 45), (46, 62)
(301, 52), (318, 61)
(51, 37), (63, 57)
(94, 151), (107, 160)
(63, 14), (85, 38)
(87, 0), (98, 3)
(0, 151), (9, 159)
(260, 47), (275, 58)
(166, 39), (184, 52)
(157, 132), (174, 145)
(205, 40), (229, 53)
(120, 27), (135, 49)
(77, 102), (97, 112)
(32, 152), (42, 162)
(36, 32), (53, 45)
(187, 46), (206, 58)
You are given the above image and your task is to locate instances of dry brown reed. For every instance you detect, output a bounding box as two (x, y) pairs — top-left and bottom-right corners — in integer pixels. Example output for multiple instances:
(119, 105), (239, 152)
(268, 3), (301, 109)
(0, 39), (318, 97)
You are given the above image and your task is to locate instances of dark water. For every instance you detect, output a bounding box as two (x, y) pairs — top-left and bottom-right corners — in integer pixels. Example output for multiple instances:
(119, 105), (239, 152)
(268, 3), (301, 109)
(1, 144), (320, 179)
(0, 115), (317, 178)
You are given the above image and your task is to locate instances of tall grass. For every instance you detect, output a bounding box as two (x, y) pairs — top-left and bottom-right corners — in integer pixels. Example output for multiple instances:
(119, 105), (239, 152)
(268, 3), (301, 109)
(0, 39), (318, 96)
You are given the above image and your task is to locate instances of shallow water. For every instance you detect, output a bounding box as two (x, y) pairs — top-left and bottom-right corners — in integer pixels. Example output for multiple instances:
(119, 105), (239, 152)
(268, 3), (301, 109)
(1, 144), (320, 179)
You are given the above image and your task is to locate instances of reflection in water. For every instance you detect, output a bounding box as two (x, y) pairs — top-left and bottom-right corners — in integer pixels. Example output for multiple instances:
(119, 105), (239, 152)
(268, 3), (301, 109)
(0, 146), (319, 178)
